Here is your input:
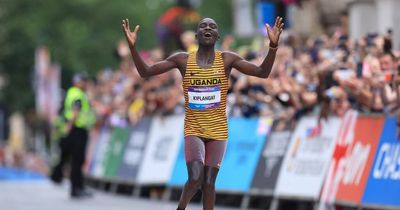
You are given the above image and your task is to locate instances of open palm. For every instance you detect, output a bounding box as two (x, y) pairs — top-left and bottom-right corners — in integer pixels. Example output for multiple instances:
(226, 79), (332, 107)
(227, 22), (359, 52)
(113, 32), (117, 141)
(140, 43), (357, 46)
(122, 19), (139, 47)
(266, 16), (284, 47)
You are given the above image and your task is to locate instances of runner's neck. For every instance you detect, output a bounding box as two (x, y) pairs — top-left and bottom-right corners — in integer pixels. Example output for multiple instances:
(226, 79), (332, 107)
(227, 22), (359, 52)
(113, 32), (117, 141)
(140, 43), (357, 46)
(196, 47), (215, 68)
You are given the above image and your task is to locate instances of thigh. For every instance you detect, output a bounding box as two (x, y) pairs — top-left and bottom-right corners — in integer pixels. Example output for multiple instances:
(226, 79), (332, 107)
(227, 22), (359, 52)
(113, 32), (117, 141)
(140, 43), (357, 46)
(204, 140), (227, 168)
(184, 136), (206, 164)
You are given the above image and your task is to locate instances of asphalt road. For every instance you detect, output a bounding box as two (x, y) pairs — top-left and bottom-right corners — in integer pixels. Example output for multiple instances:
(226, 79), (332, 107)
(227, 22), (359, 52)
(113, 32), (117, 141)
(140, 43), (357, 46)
(0, 180), (242, 210)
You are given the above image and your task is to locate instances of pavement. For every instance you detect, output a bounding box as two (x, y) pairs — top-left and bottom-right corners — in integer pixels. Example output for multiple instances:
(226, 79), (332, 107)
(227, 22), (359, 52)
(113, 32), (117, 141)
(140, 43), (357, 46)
(0, 180), (241, 210)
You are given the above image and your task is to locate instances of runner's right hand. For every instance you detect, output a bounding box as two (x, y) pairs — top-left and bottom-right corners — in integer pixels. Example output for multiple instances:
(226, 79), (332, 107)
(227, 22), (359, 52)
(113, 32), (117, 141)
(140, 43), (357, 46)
(122, 19), (139, 48)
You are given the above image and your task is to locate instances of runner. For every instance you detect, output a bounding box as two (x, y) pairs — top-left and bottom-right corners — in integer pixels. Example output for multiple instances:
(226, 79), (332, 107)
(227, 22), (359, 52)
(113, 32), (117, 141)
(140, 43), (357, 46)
(122, 16), (283, 210)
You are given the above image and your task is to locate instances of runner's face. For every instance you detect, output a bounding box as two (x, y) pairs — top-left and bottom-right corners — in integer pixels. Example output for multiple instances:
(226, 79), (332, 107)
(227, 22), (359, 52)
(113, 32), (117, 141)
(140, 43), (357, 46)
(196, 18), (219, 46)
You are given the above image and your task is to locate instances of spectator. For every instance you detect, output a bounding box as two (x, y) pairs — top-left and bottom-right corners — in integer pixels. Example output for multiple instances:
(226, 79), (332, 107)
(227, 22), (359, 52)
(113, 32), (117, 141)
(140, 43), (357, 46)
(155, 0), (200, 57)
(75, 27), (400, 133)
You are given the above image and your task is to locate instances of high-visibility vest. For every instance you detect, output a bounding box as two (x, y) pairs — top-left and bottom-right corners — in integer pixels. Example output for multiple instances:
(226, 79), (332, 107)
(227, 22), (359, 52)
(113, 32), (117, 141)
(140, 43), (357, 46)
(64, 87), (95, 129)
(53, 115), (68, 140)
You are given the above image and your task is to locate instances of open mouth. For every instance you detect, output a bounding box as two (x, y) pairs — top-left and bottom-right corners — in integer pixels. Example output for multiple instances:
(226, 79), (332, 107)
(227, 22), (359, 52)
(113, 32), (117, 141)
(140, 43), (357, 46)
(204, 32), (212, 38)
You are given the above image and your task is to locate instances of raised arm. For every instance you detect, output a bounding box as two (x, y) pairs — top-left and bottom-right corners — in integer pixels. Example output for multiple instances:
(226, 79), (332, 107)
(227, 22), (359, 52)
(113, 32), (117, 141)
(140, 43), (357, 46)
(122, 19), (187, 78)
(223, 17), (284, 78)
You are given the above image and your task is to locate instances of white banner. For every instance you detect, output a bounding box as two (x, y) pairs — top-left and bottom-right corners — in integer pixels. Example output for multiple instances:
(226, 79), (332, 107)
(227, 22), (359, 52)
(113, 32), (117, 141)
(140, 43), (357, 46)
(318, 110), (358, 210)
(136, 115), (184, 185)
(275, 116), (341, 199)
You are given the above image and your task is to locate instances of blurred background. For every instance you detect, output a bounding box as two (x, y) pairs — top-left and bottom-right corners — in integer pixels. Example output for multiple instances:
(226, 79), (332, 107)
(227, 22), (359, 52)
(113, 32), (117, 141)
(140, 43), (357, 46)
(1, 0), (400, 210)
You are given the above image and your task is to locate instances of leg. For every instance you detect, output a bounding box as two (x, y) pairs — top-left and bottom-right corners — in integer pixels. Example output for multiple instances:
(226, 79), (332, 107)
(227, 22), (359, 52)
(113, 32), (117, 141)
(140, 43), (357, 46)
(177, 136), (206, 210)
(202, 166), (219, 210)
(70, 127), (88, 196)
(202, 140), (227, 210)
(50, 137), (70, 183)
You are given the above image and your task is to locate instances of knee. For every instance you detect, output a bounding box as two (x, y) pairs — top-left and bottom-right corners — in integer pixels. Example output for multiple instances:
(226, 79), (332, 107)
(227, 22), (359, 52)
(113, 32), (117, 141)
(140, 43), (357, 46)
(186, 160), (204, 188)
(187, 173), (203, 189)
(202, 179), (215, 190)
(202, 166), (219, 190)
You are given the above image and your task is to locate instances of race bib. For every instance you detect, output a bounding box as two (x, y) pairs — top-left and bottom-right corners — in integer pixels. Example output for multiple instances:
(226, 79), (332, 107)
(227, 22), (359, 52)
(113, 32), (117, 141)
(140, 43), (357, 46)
(188, 86), (221, 110)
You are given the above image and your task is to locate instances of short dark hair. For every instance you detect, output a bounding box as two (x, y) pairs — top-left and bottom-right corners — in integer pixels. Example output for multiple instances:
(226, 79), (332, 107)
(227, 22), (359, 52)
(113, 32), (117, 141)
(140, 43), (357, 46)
(73, 72), (89, 83)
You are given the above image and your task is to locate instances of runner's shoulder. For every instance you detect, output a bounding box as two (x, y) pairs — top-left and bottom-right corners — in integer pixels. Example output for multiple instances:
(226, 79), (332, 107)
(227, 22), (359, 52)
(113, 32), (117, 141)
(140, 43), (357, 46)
(221, 51), (242, 65)
(166, 51), (189, 65)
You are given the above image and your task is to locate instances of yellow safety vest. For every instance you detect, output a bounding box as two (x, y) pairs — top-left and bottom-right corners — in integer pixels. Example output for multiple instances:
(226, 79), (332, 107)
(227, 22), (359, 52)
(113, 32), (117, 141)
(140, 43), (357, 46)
(64, 87), (95, 129)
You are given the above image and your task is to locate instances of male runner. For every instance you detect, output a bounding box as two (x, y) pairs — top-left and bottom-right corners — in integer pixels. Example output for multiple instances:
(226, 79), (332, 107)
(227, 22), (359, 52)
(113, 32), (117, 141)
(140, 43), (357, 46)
(122, 16), (283, 210)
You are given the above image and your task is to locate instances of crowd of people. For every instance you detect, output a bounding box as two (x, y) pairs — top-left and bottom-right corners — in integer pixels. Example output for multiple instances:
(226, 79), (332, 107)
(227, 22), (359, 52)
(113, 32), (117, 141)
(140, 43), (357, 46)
(84, 29), (399, 131)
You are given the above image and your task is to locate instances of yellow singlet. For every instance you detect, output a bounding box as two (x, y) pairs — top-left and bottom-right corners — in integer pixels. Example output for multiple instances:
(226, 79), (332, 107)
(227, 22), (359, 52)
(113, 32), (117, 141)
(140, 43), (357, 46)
(183, 51), (229, 140)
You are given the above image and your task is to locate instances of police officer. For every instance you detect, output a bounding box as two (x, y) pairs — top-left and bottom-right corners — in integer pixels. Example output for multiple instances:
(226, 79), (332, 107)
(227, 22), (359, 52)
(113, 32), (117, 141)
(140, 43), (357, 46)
(50, 72), (95, 198)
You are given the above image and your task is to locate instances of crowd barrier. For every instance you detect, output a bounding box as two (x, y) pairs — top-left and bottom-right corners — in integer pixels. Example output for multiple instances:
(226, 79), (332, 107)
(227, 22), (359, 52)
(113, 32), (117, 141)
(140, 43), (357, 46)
(84, 111), (400, 210)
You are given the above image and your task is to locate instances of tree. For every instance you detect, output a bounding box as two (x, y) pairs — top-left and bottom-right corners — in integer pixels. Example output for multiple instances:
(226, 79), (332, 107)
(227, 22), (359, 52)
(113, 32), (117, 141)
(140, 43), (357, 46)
(0, 0), (233, 112)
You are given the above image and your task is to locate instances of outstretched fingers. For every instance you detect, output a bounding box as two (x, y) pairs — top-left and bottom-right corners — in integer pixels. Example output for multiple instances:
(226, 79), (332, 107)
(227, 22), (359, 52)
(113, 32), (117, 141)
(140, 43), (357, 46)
(133, 25), (139, 34)
(279, 18), (284, 29)
(279, 22), (284, 34)
(126, 19), (130, 31)
(265, 23), (271, 34)
(274, 17), (284, 35)
(122, 19), (139, 34)
(274, 16), (280, 28)
(122, 19), (128, 31)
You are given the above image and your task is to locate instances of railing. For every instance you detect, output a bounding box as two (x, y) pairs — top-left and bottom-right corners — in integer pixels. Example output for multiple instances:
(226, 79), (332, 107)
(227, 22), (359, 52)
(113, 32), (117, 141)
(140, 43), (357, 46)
(84, 111), (400, 210)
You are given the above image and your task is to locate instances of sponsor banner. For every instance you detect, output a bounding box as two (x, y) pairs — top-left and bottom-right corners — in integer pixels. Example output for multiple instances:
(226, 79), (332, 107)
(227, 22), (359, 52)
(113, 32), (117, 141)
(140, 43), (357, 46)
(103, 127), (131, 177)
(167, 137), (186, 187)
(334, 115), (384, 204)
(116, 118), (152, 181)
(362, 117), (400, 207)
(0, 166), (46, 181)
(216, 117), (272, 191)
(318, 111), (357, 209)
(136, 115), (184, 185)
(251, 130), (292, 194)
(84, 128), (101, 174)
(275, 116), (341, 199)
(90, 128), (111, 177)
(318, 112), (384, 210)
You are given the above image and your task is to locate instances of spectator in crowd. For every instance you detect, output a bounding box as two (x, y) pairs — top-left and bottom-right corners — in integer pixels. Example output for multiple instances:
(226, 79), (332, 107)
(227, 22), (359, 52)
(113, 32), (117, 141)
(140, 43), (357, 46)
(83, 18), (400, 137)
(181, 30), (198, 52)
(156, 0), (200, 58)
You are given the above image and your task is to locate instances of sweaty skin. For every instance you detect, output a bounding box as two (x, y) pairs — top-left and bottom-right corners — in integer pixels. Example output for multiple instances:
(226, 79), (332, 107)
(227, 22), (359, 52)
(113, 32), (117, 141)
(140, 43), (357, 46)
(122, 16), (284, 210)
(122, 17), (283, 80)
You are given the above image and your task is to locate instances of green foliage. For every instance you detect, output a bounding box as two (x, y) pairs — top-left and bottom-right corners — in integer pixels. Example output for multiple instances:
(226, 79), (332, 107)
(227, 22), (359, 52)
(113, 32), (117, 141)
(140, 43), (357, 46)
(198, 0), (233, 37)
(0, 0), (233, 112)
